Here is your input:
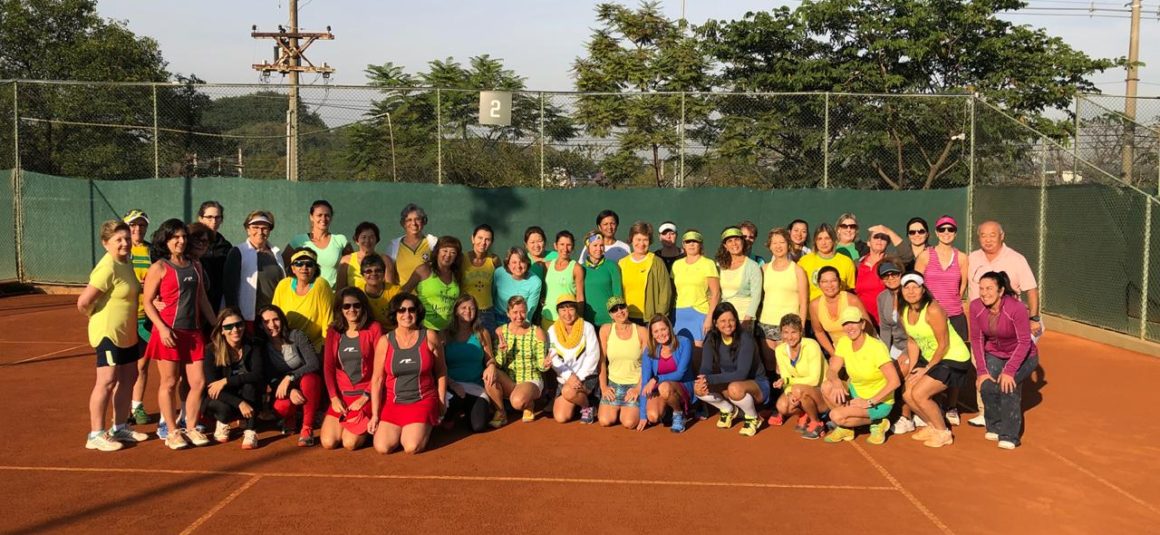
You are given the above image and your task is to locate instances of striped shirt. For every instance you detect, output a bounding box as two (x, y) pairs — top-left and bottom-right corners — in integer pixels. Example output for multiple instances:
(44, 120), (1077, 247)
(923, 248), (964, 317)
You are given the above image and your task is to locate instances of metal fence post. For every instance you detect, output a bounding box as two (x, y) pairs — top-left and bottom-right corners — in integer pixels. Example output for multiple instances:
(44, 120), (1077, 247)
(1072, 95), (1081, 181)
(539, 92), (545, 190)
(679, 91), (686, 188)
(1037, 141), (1048, 310)
(966, 96), (976, 254)
(11, 81), (23, 282)
(152, 84), (160, 178)
(823, 92), (830, 188)
(436, 88), (442, 186)
(1141, 200), (1152, 339)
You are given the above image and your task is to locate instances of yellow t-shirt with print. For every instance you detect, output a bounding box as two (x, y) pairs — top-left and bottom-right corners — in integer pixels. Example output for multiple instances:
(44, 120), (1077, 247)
(672, 256), (718, 313)
(395, 239), (431, 285)
(460, 255), (496, 309)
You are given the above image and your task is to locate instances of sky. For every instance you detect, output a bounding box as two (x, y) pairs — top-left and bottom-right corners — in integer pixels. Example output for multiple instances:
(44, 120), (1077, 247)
(94, 0), (1159, 98)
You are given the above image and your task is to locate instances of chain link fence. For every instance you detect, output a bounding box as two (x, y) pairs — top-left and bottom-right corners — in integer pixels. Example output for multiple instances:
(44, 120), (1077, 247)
(1075, 94), (1160, 197)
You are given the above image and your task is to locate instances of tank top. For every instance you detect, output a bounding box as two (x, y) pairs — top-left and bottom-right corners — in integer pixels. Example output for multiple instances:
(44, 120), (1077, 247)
(416, 274), (459, 331)
(385, 329), (436, 404)
(542, 259), (576, 323)
(817, 292), (854, 345)
(445, 332), (485, 385)
(496, 324), (545, 384)
(159, 259), (202, 330)
(902, 304), (971, 363)
(923, 248), (964, 316)
(460, 255), (496, 310)
(337, 333), (364, 385)
(606, 324), (642, 385)
(719, 264), (750, 318)
(760, 261), (800, 326)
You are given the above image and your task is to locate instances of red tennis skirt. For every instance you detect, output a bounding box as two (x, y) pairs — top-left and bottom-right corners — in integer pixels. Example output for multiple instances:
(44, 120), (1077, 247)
(145, 328), (205, 363)
(380, 397), (440, 427)
(325, 391), (372, 435)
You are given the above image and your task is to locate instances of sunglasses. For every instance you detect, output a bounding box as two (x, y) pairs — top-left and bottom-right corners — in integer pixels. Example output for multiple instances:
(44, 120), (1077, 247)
(838, 223), (858, 229)
(362, 268), (385, 276)
(881, 272), (902, 279)
(396, 306), (417, 315)
(221, 321), (245, 332)
(609, 304), (628, 313)
(936, 226), (957, 233)
(342, 302), (362, 311)
(907, 229), (927, 235)
(292, 261), (316, 268)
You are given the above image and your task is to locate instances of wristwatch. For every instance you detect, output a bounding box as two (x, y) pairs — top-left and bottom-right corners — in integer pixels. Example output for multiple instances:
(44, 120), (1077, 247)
(1029, 315), (1041, 322)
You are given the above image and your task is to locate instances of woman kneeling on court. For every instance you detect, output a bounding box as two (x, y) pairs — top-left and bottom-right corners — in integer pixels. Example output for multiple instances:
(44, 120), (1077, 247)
(203, 308), (266, 449)
(369, 293), (447, 454)
(548, 294), (601, 424)
(636, 315), (695, 433)
(321, 287), (382, 451)
(822, 308), (900, 445)
(485, 295), (550, 426)
(257, 304), (321, 447)
(768, 314), (828, 439)
(695, 302), (769, 437)
(899, 272), (972, 448)
(597, 296), (645, 429)
(443, 294), (495, 433)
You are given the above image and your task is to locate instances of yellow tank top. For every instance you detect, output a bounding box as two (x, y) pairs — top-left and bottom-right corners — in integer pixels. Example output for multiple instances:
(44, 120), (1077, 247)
(760, 261), (800, 326)
(606, 324), (642, 385)
(460, 255), (496, 309)
(902, 304), (971, 363)
(719, 264), (751, 318)
(395, 239), (431, 284)
(817, 292), (854, 345)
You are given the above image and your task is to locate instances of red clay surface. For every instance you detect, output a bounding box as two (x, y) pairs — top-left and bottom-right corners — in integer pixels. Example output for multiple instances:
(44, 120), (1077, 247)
(1, 294), (1157, 534)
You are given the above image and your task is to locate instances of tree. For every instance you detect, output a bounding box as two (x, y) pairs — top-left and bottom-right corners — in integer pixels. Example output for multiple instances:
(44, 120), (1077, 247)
(1, 0), (170, 178)
(348, 55), (576, 186)
(700, 0), (1121, 189)
(572, 1), (713, 187)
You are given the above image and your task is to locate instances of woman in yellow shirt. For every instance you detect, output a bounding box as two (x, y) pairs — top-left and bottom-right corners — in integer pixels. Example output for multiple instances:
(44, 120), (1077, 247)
(272, 249), (334, 353)
(797, 224), (856, 302)
(822, 308), (901, 446)
(337, 221), (397, 290)
(460, 224), (501, 331)
(617, 222), (672, 325)
(671, 230), (720, 345)
(597, 296), (647, 429)
(767, 314), (827, 439)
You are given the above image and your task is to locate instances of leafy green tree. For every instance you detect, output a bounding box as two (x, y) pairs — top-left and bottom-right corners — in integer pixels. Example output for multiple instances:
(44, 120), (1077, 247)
(572, 1), (713, 187)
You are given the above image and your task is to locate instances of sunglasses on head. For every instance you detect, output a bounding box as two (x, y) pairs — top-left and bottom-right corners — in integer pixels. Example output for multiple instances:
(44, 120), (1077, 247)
(396, 306), (417, 315)
(292, 261), (315, 268)
(936, 226), (957, 233)
(838, 223), (858, 229)
(342, 302), (362, 311)
(221, 321), (245, 332)
(908, 229), (927, 235)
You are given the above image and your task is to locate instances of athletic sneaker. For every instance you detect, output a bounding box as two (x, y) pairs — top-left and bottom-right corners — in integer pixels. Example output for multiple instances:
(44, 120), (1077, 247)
(241, 430), (258, 450)
(165, 433), (189, 450)
(911, 426), (934, 442)
(913, 415), (927, 427)
(213, 421), (231, 443)
(767, 413), (787, 426)
(997, 440), (1017, 450)
(156, 420), (169, 440)
(824, 426), (854, 443)
(521, 409), (537, 423)
(717, 408), (740, 429)
(923, 429), (954, 448)
(967, 414), (986, 427)
(945, 409), (961, 426)
(740, 415), (761, 437)
(185, 429), (211, 447)
(984, 432), (999, 441)
(110, 426), (149, 443)
(793, 414), (810, 433)
(488, 410), (507, 428)
(131, 405), (150, 425)
(866, 419), (890, 445)
(86, 432), (123, 452)
(800, 421), (825, 440)
(670, 411), (687, 433)
(579, 406), (595, 424)
(297, 428), (315, 447)
(892, 417), (915, 435)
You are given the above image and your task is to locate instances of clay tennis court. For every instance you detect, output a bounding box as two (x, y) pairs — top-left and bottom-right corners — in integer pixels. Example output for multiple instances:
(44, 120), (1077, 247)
(0, 293), (1156, 534)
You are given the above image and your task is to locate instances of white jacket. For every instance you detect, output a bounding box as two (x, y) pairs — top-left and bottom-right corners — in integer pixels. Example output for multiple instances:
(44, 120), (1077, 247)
(548, 321), (600, 382)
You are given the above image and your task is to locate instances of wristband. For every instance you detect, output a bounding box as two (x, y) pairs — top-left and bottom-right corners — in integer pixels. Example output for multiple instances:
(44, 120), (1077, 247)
(1029, 315), (1041, 322)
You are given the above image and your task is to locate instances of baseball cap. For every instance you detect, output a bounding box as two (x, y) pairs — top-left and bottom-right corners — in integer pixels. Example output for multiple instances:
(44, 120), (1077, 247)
(877, 261), (902, 278)
(123, 210), (150, 225)
(838, 307), (863, 325)
(658, 222), (677, 234)
(935, 215), (958, 230)
(606, 295), (627, 311)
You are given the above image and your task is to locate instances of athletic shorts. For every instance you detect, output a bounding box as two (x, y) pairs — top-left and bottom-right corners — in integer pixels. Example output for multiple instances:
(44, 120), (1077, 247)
(755, 375), (772, 405)
(848, 384), (893, 420)
(948, 314), (969, 342)
(674, 308), (707, 343)
(95, 337), (140, 367)
(916, 357), (970, 388)
(756, 321), (781, 341)
(144, 328), (205, 363)
(604, 380), (638, 407)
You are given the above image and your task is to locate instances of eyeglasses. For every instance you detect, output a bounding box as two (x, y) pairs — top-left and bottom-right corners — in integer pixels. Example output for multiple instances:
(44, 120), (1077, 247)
(292, 261), (315, 268)
(342, 302), (362, 311)
(838, 223), (858, 230)
(936, 226), (957, 233)
(609, 304), (628, 313)
(907, 229), (927, 235)
(221, 321), (245, 332)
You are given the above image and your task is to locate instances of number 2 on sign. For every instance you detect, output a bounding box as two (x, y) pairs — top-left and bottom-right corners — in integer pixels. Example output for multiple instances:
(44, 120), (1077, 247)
(490, 100), (502, 118)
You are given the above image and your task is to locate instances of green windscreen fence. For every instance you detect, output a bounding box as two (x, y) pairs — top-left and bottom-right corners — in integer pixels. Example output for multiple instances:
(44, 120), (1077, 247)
(0, 169), (15, 281)
(15, 172), (967, 284)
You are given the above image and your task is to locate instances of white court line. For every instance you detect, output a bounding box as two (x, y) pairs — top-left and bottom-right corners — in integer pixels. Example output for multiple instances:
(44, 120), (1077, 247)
(0, 465), (896, 491)
(0, 340), (88, 345)
(852, 443), (954, 534)
(1038, 445), (1160, 517)
(180, 474), (263, 535)
(4, 344), (89, 365)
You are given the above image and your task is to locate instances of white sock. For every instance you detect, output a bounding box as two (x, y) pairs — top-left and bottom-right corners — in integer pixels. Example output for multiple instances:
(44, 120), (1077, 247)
(112, 423), (126, 432)
(132, 400), (143, 409)
(734, 394), (757, 417)
(697, 393), (734, 414)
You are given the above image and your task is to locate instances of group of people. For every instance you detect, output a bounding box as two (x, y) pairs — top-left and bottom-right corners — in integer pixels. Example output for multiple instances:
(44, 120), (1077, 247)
(79, 200), (1042, 454)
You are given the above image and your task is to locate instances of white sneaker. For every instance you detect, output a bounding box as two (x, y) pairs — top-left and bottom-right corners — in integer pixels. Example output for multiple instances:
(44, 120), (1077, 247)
(998, 440), (1017, 450)
(945, 409), (960, 426)
(213, 421), (231, 443)
(892, 417), (915, 434)
(110, 426), (149, 443)
(86, 432), (123, 452)
(242, 430), (258, 450)
(967, 414), (986, 427)
(185, 428), (211, 447)
(984, 432), (999, 441)
(913, 415), (927, 427)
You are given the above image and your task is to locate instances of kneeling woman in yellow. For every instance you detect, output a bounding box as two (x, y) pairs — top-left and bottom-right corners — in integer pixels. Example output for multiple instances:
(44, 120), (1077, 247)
(597, 296), (646, 429)
(548, 294), (601, 424)
(401, 235), (462, 332)
(768, 314), (828, 440)
(272, 249), (334, 353)
(485, 295), (550, 426)
(821, 307), (901, 445)
(898, 272), (972, 448)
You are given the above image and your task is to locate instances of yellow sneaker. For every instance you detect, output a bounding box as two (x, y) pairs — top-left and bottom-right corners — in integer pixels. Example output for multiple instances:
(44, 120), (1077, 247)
(716, 408), (740, 429)
(489, 409), (507, 428)
(739, 415), (761, 437)
(824, 426), (854, 443)
(866, 419), (890, 445)
(521, 409), (537, 423)
(911, 426), (934, 441)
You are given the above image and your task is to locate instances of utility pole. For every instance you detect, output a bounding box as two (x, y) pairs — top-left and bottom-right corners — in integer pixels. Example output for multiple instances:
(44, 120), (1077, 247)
(251, 0), (334, 182)
(1122, 0), (1141, 183)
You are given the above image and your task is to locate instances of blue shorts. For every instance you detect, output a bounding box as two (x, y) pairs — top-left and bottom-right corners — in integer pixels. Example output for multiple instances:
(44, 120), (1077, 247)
(849, 384), (892, 420)
(756, 375), (771, 405)
(674, 307), (706, 343)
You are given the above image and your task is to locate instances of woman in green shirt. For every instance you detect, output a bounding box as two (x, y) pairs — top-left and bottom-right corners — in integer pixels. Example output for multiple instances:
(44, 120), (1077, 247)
(401, 236), (462, 331)
(581, 230), (623, 327)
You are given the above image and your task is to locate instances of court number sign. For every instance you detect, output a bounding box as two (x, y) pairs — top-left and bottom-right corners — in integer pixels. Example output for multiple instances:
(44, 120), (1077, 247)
(479, 91), (512, 126)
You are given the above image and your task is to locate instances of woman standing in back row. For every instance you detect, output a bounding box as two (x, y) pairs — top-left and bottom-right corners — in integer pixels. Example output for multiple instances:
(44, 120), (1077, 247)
(618, 222), (672, 326)
(285, 200), (351, 288)
(671, 230), (720, 344)
(717, 227), (763, 330)
(541, 231), (585, 331)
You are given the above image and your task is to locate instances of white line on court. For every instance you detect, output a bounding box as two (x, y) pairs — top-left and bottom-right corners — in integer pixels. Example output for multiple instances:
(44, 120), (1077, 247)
(852, 443), (954, 534)
(180, 474), (263, 535)
(1038, 445), (1160, 516)
(3, 344), (89, 365)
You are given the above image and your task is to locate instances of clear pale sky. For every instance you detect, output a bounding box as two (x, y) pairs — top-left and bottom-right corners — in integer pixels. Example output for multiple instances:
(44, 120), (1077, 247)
(95, 0), (1158, 97)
